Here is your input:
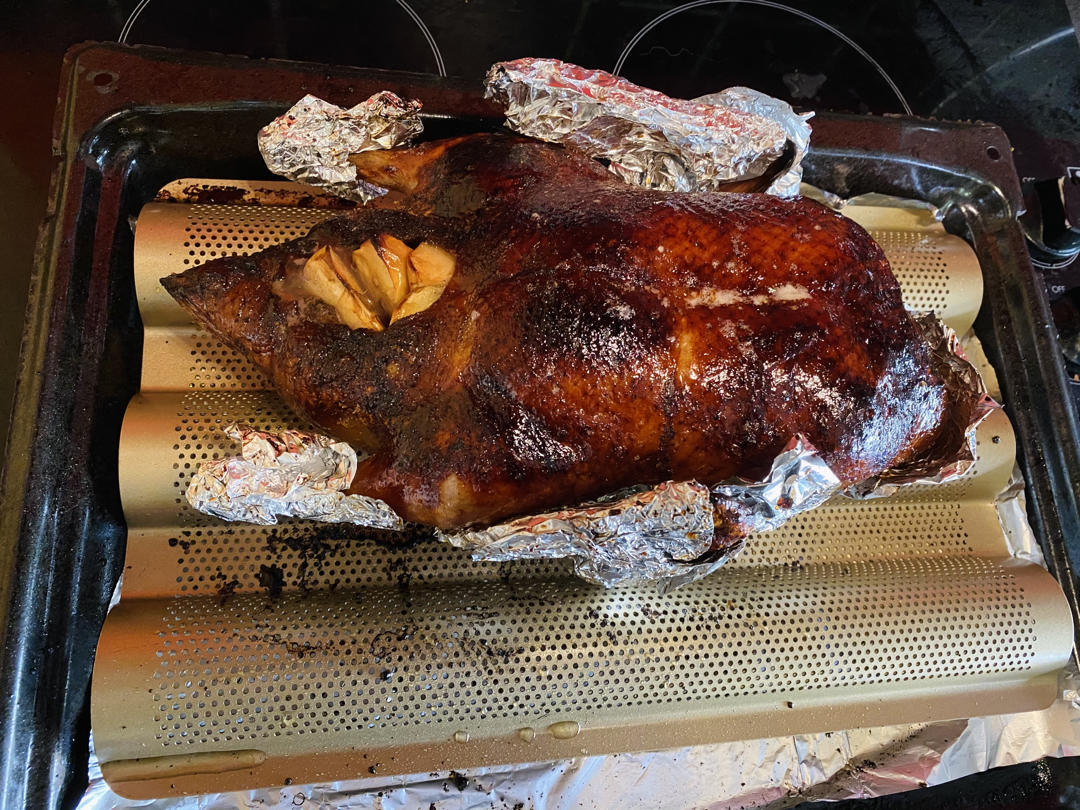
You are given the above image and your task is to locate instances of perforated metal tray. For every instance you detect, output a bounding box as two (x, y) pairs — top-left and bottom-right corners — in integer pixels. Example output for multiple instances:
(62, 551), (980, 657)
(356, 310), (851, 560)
(89, 180), (1073, 798)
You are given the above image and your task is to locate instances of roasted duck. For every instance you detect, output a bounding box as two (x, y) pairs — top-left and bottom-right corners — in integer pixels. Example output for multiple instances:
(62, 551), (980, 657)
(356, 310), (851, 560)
(164, 133), (963, 530)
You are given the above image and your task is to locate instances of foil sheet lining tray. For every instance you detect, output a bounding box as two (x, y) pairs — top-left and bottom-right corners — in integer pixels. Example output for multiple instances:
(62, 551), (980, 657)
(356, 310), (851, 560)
(89, 180), (1073, 799)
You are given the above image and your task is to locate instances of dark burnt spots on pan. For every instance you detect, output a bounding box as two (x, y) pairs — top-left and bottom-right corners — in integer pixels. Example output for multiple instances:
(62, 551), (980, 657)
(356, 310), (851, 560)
(166, 487), (574, 599)
(262, 523), (427, 595)
(242, 629), (334, 659)
(155, 181), (360, 209)
(257, 563), (285, 600)
(262, 525), (416, 597)
(210, 569), (241, 606)
(166, 508), (567, 597)
(368, 625), (419, 662)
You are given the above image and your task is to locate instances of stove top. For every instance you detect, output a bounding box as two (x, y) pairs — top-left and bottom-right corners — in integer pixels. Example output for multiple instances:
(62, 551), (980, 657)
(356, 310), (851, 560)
(3, 3), (1080, 809)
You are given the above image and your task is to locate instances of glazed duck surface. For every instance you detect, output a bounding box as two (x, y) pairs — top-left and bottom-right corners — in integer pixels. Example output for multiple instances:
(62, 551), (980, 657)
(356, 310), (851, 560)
(163, 132), (956, 529)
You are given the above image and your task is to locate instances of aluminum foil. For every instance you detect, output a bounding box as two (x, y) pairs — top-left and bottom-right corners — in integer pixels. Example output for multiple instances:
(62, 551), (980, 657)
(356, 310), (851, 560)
(711, 435), (841, 533)
(186, 423), (403, 530)
(845, 313), (999, 498)
(256, 62), (810, 201)
(807, 188), (946, 222)
(257, 92), (423, 202)
(484, 58), (811, 196)
(442, 437), (839, 591)
(441, 480), (733, 591)
(997, 467), (1046, 566)
(694, 87), (813, 197)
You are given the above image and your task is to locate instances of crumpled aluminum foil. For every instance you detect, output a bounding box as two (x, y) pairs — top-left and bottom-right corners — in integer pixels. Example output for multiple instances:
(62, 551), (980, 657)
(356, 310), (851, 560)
(442, 437), (840, 591)
(257, 92), (423, 202)
(484, 58), (812, 196)
(845, 313), (999, 498)
(694, 87), (813, 196)
(441, 481), (732, 591)
(186, 423), (403, 529)
(711, 435), (842, 533)
(255, 61), (810, 201)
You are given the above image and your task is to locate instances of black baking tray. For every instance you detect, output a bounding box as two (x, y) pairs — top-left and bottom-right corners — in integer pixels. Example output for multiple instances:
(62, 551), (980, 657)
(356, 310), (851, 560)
(1, 43), (1078, 810)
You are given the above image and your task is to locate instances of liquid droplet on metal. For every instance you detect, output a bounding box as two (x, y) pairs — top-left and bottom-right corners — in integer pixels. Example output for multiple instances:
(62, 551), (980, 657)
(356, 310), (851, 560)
(548, 720), (580, 739)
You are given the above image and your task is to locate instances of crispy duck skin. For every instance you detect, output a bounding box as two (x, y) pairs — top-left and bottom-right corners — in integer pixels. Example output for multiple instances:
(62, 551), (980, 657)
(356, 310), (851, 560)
(163, 133), (952, 530)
